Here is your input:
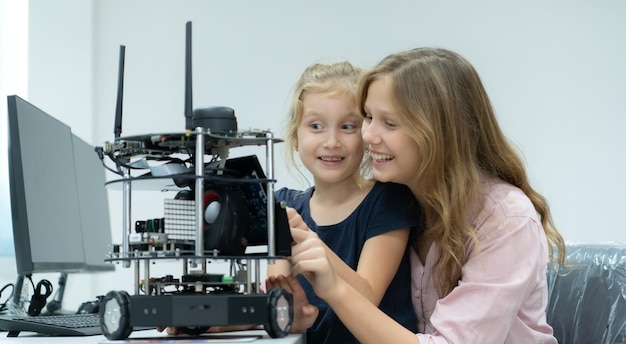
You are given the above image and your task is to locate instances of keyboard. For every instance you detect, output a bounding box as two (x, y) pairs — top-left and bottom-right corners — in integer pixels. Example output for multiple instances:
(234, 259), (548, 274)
(0, 313), (102, 337)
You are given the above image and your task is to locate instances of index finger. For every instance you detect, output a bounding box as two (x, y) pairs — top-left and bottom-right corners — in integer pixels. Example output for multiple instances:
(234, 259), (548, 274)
(286, 207), (308, 230)
(290, 225), (310, 244)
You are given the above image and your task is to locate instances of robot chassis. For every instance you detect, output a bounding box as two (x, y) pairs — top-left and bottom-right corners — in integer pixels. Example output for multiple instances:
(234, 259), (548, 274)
(98, 128), (294, 340)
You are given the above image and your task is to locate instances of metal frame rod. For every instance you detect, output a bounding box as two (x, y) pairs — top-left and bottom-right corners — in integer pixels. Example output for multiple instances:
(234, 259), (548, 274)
(265, 132), (276, 257)
(194, 128), (205, 261)
(122, 167), (131, 268)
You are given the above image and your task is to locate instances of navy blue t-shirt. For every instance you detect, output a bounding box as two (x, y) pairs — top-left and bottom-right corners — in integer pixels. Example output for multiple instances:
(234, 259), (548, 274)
(276, 181), (423, 344)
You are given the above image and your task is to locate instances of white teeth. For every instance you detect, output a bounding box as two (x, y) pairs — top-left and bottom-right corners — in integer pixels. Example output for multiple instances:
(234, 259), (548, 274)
(320, 157), (342, 162)
(370, 152), (393, 161)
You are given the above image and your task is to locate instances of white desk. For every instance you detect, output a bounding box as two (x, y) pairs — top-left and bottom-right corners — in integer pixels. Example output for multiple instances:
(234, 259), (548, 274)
(0, 329), (305, 343)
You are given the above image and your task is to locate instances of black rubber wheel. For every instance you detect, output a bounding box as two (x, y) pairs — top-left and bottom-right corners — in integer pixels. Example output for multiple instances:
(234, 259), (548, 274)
(99, 290), (133, 340)
(264, 288), (293, 338)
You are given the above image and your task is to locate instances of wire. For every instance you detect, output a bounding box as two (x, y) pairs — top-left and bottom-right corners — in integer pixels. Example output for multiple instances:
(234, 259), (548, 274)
(0, 283), (14, 313)
(25, 275), (53, 316)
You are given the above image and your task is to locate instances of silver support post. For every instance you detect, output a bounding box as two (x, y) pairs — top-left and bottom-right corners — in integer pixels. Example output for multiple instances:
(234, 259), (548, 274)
(134, 251), (140, 295)
(122, 167), (131, 268)
(143, 257), (150, 295)
(194, 128), (205, 264)
(246, 259), (253, 294)
(265, 132), (276, 257)
(255, 259), (261, 294)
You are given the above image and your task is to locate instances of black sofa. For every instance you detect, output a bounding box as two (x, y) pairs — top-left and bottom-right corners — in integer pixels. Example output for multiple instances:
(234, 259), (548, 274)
(546, 243), (626, 343)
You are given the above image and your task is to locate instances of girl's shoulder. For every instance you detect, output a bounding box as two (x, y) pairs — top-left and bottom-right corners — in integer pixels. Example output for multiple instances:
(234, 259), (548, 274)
(362, 181), (420, 214)
(480, 177), (534, 215)
(369, 181), (415, 199)
(471, 177), (540, 234)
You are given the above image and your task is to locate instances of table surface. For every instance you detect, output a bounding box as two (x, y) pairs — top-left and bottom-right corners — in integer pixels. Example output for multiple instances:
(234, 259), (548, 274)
(0, 328), (305, 343)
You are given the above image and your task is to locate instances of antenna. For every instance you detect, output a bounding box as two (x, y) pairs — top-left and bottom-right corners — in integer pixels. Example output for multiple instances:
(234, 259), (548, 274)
(184, 21), (193, 131)
(114, 45), (126, 140)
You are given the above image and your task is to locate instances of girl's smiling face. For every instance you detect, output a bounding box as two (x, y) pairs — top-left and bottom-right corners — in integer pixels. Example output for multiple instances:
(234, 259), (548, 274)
(296, 91), (364, 187)
(361, 77), (421, 187)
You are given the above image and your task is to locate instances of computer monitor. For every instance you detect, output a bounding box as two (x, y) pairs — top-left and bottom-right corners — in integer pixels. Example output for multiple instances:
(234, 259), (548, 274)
(8, 95), (86, 274)
(7, 95), (114, 275)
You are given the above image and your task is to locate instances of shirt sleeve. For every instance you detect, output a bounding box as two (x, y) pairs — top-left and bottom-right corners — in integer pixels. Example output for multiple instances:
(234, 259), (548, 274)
(274, 187), (310, 212)
(274, 187), (289, 203)
(363, 182), (423, 240)
(417, 215), (549, 344)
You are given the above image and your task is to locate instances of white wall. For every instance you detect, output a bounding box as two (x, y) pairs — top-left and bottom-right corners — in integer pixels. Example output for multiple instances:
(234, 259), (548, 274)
(0, 0), (28, 255)
(3, 0), (626, 309)
(27, 0), (94, 142)
(0, 0), (28, 305)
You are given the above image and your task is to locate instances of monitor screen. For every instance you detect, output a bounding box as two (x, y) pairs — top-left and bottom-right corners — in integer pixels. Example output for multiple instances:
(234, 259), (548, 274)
(7, 95), (113, 275)
(71, 134), (114, 272)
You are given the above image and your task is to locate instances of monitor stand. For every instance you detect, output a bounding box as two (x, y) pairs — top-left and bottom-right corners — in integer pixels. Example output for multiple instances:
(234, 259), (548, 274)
(45, 272), (67, 314)
(7, 274), (25, 316)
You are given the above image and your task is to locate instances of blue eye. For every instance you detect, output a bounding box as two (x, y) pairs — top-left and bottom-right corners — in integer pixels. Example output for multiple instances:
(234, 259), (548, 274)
(310, 123), (323, 130)
(342, 124), (356, 130)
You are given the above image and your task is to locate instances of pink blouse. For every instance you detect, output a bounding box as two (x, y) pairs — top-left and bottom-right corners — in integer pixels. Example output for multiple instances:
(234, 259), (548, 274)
(411, 177), (557, 343)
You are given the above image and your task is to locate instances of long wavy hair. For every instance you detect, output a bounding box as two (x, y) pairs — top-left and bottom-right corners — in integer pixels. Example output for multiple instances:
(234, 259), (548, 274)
(358, 48), (566, 296)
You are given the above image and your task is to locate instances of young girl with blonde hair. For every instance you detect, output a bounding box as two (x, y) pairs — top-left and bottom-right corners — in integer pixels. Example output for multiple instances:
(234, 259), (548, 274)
(267, 61), (423, 343)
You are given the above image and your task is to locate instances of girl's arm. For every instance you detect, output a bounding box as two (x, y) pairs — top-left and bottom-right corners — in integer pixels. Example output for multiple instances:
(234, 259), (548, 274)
(285, 207), (409, 305)
(327, 228), (408, 305)
(290, 227), (420, 344)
